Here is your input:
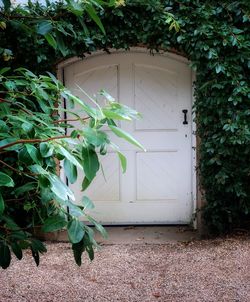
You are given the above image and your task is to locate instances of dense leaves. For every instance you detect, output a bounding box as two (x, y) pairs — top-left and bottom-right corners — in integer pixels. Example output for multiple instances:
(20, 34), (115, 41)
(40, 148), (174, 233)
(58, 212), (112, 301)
(0, 0), (179, 72)
(0, 67), (142, 269)
(76, 0), (249, 233)
(0, 0), (146, 269)
(0, 0), (249, 269)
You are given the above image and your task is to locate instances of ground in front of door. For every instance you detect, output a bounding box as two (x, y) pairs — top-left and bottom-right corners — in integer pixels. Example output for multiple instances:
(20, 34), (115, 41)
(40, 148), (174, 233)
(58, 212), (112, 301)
(0, 231), (249, 302)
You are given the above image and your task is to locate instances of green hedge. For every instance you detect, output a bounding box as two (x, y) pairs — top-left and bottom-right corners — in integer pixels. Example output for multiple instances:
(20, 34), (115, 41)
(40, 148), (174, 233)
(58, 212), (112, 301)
(1, 0), (250, 233)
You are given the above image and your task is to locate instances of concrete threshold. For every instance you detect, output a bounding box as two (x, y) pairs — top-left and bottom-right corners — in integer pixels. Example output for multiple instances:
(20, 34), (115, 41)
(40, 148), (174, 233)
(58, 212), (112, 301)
(46, 226), (197, 244)
(93, 226), (197, 245)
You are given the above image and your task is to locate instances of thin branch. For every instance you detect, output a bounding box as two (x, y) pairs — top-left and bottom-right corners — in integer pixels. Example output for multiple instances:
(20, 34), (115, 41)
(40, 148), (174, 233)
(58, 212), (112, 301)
(0, 10), (69, 21)
(0, 159), (37, 176)
(0, 224), (43, 231)
(0, 97), (33, 115)
(5, 197), (28, 203)
(0, 159), (24, 174)
(52, 116), (90, 124)
(0, 11), (42, 20)
(0, 135), (71, 151)
(5, 192), (38, 203)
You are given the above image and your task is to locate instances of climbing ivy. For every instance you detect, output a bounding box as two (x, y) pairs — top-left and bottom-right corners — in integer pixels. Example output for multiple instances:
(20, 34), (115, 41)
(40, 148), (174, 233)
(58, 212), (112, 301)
(1, 0), (250, 233)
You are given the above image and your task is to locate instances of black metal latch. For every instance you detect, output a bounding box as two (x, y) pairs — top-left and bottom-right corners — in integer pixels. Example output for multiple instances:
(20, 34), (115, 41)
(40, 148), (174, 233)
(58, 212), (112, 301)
(182, 109), (188, 125)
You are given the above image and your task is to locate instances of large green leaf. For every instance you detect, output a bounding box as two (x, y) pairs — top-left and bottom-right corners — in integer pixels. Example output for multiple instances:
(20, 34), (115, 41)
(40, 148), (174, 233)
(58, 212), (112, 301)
(0, 192), (4, 216)
(66, 0), (84, 16)
(9, 231), (27, 241)
(81, 196), (95, 210)
(44, 33), (57, 49)
(85, 4), (105, 34)
(82, 147), (100, 182)
(0, 67), (11, 75)
(94, 223), (108, 239)
(42, 215), (67, 233)
(82, 127), (108, 147)
(61, 199), (84, 217)
(102, 108), (132, 121)
(109, 125), (145, 151)
(31, 239), (47, 253)
(82, 177), (91, 191)
(37, 21), (53, 35)
(56, 32), (68, 56)
(14, 182), (37, 197)
(18, 147), (33, 165)
(0, 243), (11, 269)
(82, 232), (95, 261)
(102, 102), (141, 121)
(25, 144), (42, 164)
(0, 120), (9, 132)
(11, 242), (23, 260)
(85, 244), (94, 261)
(30, 239), (46, 266)
(117, 152), (127, 173)
(67, 219), (85, 244)
(21, 121), (33, 133)
(57, 145), (82, 169)
(40, 142), (54, 158)
(47, 174), (75, 201)
(63, 91), (101, 119)
(0, 138), (20, 151)
(28, 164), (48, 175)
(64, 159), (77, 184)
(99, 89), (115, 102)
(31, 248), (40, 266)
(72, 239), (85, 266)
(2, 216), (20, 231)
(0, 172), (14, 187)
(87, 215), (108, 239)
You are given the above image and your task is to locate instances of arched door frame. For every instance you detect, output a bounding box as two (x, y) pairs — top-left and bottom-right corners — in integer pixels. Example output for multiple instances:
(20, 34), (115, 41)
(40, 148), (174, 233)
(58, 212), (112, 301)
(57, 47), (198, 229)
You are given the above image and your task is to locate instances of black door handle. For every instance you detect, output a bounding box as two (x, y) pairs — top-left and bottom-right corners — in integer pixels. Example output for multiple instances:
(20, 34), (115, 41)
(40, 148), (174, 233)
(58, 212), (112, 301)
(182, 109), (188, 125)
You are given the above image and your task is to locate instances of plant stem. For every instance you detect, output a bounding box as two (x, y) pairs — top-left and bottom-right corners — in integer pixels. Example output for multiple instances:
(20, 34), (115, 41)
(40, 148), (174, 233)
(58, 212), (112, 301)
(52, 116), (90, 124)
(0, 159), (36, 176)
(0, 135), (72, 151)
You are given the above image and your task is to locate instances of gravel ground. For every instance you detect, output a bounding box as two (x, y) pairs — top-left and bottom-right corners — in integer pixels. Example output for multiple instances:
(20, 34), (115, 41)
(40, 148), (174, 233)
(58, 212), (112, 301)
(0, 236), (250, 302)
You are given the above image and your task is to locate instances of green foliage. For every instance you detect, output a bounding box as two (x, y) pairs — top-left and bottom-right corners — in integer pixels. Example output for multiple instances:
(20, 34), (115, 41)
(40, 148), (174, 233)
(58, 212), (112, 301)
(0, 0), (249, 243)
(0, 67), (142, 268)
(0, 0), (179, 72)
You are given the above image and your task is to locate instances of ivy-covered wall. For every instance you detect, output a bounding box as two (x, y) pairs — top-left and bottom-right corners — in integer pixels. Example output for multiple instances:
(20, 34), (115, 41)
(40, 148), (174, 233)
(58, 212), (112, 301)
(2, 0), (250, 233)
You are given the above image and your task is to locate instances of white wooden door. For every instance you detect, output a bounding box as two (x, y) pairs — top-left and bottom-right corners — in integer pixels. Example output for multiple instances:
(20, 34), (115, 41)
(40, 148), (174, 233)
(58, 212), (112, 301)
(64, 51), (193, 224)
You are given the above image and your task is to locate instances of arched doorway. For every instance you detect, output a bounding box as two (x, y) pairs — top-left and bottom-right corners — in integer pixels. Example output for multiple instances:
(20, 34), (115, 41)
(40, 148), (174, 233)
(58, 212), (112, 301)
(60, 49), (195, 224)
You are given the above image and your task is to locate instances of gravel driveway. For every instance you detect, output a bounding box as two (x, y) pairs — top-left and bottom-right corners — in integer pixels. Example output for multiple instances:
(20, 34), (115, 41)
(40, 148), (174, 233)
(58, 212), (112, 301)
(0, 236), (250, 302)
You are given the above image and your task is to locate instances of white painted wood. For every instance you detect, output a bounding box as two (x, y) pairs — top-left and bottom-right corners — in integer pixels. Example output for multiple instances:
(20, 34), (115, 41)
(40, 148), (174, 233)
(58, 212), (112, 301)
(64, 51), (192, 224)
(58, 48), (189, 70)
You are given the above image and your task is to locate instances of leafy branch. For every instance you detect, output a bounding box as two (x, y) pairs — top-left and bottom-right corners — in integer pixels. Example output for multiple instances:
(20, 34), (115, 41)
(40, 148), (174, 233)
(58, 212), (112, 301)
(0, 135), (72, 151)
(0, 66), (144, 269)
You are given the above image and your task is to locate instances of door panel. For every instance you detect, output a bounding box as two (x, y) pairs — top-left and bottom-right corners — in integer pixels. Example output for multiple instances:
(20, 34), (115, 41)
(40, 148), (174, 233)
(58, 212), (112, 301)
(134, 64), (178, 130)
(64, 51), (192, 224)
(136, 151), (179, 201)
(84, 152), (120, 202)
